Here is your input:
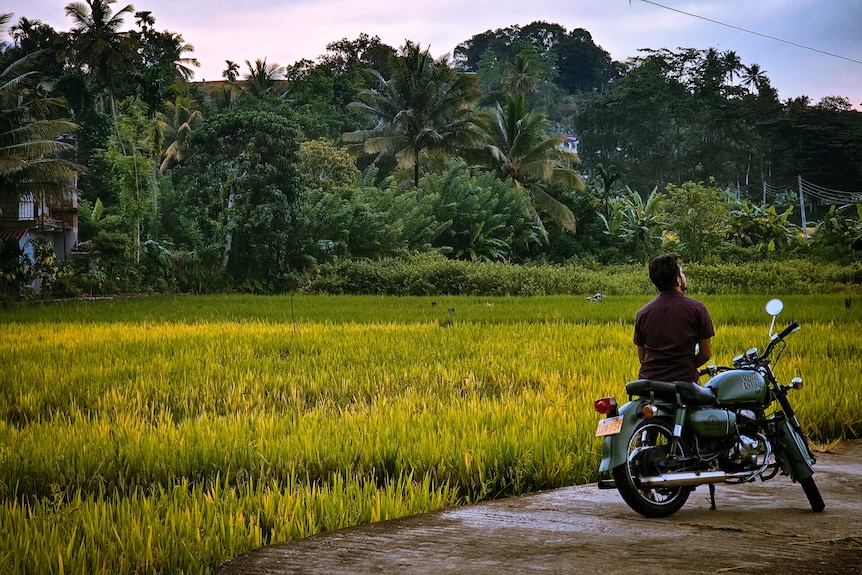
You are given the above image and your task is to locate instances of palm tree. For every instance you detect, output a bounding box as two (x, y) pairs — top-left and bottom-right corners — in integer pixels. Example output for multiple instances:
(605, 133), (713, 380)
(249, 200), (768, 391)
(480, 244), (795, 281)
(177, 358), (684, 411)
(720, 50), (743, 85)
(222, 60), (240, 83)
(242, 58), (285, 98)
(10, 17), (59, 55)
(741, 63), (767, 94)
(134, 12), (199, 110)
(0, 14), (81, 206)
(164, 32), (199, 82)
(343, 41), (481, 187)
(501, 52), (540, 96)
(155, 96), (202, 174)
(64, 0), (138, 150)
(470, 92), (584, 239)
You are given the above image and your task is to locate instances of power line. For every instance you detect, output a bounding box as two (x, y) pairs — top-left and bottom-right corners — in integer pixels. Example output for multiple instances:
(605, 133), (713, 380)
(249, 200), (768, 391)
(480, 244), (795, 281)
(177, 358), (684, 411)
(636, 0), (862, 66)
(763, 178), (862, 206)
(799, 178), (862, 204)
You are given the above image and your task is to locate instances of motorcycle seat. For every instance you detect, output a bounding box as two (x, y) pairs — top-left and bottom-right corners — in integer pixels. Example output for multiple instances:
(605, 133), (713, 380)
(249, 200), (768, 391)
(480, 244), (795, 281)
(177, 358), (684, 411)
(625, 379), (716, 406)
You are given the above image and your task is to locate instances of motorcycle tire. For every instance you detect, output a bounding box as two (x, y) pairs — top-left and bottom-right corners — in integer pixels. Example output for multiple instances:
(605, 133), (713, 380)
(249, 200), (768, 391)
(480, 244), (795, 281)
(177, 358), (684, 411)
(801, 475), (825, 512)
(612, 418), (691, 518)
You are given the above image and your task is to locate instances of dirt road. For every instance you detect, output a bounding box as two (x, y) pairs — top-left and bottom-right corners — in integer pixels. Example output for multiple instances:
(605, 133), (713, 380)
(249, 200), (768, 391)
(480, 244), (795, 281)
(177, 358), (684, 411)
(220, 439), (862, 574)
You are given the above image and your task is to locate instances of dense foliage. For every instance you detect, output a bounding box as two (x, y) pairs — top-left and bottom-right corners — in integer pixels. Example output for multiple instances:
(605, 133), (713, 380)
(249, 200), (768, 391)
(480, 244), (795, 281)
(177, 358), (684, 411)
(306, 253), (862, 296)
(2, 4), (862, 298)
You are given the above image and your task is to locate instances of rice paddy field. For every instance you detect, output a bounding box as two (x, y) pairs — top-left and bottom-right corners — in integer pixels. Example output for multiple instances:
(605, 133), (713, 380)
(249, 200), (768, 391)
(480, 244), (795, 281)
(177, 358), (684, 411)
(1, 294), (861, 574)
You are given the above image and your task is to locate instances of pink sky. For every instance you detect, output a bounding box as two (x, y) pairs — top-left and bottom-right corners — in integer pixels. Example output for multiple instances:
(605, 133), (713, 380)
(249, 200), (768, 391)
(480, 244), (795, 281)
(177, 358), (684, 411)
(8, 0), (862, 107)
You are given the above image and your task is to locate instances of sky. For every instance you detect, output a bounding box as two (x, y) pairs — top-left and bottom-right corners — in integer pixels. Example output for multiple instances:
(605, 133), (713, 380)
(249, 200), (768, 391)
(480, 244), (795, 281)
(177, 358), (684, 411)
(5, 0), (862, 108)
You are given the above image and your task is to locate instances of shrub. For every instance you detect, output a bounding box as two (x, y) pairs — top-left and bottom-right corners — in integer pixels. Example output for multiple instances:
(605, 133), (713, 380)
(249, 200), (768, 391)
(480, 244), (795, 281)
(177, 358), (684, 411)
(309, 254), (862, 296)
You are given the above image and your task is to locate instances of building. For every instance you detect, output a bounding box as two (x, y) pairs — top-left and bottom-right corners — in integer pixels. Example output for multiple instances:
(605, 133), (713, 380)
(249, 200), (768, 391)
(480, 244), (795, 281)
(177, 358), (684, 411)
(0, 190), (78, 262)
(0, 134), (79, 268)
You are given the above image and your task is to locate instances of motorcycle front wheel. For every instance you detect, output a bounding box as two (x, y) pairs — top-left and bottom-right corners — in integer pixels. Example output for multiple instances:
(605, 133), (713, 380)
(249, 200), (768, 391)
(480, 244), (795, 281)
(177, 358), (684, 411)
(613, 418), (692, 518)
(801, 476), (825, 512)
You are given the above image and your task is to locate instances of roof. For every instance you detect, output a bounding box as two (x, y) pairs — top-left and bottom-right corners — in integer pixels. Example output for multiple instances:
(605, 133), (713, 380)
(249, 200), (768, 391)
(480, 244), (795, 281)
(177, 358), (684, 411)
(0, 227), (29, 244)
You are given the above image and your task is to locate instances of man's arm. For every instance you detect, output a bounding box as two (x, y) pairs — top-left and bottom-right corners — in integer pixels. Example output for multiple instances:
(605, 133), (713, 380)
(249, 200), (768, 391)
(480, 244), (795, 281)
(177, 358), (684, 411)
(695, 338), (712, 367)
(637, 344), (646, 363)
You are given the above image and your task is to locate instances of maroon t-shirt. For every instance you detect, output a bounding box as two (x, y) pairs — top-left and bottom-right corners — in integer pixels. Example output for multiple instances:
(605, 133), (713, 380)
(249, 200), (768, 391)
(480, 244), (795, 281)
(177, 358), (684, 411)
(634, 290), (715, 382)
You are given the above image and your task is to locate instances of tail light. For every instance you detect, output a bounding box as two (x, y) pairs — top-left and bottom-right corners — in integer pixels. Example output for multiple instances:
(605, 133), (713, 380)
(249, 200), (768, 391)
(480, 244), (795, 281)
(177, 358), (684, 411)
(594, 397), (618, 417)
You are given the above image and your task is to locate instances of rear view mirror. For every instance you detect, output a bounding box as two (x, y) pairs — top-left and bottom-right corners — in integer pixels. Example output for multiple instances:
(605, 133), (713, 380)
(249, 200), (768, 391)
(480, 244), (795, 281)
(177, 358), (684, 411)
(765, 299), (784, 338)
(765, 299), (784, 317)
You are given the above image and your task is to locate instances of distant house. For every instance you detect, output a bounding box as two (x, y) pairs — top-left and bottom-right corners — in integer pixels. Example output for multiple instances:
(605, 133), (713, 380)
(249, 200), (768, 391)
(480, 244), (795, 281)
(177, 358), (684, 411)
(0, 190), (78, 262)
(0, 134), (79, 263)
(560, 134), (579, 154)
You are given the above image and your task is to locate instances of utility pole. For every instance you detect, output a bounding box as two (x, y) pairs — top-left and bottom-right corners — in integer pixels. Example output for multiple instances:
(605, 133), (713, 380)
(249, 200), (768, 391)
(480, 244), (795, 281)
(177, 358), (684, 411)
(798, 175), (808, 240)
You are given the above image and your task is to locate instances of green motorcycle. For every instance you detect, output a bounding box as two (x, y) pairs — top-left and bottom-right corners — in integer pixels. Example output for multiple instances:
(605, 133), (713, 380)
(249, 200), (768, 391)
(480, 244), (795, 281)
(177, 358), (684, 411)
(594, 299), (825, 518)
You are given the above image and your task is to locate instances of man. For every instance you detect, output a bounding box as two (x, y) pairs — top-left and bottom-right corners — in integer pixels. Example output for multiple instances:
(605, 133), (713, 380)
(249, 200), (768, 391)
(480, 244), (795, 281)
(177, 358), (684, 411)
(634, 253), (714, 382)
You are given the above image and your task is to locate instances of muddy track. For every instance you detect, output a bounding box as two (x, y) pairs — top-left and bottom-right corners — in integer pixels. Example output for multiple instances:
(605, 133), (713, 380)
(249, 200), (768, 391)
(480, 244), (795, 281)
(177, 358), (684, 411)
(221, 439), (862, 575)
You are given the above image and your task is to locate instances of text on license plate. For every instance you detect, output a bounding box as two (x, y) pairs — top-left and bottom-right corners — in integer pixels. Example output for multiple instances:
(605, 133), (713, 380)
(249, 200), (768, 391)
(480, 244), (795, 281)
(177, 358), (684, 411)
(596, 416), (623, 437)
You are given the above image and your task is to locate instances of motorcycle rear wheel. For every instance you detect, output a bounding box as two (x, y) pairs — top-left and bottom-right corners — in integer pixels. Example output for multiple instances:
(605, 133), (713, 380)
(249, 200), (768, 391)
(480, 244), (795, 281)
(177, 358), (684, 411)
(613, 419), (691, 518)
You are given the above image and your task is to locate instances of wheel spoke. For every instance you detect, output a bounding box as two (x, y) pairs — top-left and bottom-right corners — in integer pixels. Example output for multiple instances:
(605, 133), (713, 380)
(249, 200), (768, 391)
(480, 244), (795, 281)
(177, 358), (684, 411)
(613, 419), (692, 517)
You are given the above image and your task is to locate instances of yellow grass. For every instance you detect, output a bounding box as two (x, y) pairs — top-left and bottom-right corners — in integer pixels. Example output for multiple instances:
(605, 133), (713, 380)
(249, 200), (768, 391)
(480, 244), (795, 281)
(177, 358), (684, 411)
(0, 294), (859, 574)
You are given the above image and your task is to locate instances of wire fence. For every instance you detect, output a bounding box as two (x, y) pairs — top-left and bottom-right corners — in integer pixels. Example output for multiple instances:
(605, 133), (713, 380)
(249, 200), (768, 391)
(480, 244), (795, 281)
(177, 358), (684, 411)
(761, 177), (862, 238)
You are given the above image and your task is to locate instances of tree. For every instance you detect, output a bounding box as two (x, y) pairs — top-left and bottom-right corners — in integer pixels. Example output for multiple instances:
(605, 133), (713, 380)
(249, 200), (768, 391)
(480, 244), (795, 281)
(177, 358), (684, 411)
(170, 102), (304, 287)
(469, 92), (584, 239)
(0, 14), (81, 205)
(343, 41), (481, 187)
(94, 98), (156, 263)
(299, 138), (360, 194)
(64, 0), (139, 146)
(242, 58), (285, 99)
(155, 95), (202, 174)
(726, 200), (800, 255)
(454, 21), (614, 97)
(664, 180), (731, 261)
(575, 47), (789, 193)
(8, 17), (65, 82)
(599, 187), (667, 261)
(133, 11), (199, 112)
(281, 35), (397, 141)
(475, 48), (503, 96)
(741, 63), (766, 93)
(809, 204), (862, 261)
(501, 52), (541, 96)
(418, 159), (538, 261)
(555, 28), (613, 93)
(317, 34), (396, 106)
(298, 154), (439, 261)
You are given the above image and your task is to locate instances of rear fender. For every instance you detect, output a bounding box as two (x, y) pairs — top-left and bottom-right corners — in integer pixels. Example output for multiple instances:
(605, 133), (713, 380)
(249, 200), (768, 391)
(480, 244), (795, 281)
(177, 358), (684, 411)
(598, 400), (674, 472)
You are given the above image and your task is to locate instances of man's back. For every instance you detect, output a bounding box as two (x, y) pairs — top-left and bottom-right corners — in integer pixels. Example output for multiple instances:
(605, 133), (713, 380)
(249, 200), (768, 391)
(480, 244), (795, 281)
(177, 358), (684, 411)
(634, 290), (714, 382)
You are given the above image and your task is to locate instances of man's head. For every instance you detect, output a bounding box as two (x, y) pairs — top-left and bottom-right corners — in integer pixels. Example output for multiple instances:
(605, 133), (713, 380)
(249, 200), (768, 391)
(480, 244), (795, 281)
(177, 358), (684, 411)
(649, 252), (686, 292)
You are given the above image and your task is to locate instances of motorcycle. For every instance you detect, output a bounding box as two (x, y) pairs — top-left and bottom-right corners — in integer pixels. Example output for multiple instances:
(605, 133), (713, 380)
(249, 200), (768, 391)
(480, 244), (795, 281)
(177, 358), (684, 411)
(593, 299), (825, 518)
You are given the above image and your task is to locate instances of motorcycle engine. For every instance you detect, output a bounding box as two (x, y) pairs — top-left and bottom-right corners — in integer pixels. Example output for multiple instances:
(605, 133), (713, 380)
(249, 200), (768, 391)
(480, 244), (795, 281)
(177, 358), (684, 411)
(727, 435), (761, 467)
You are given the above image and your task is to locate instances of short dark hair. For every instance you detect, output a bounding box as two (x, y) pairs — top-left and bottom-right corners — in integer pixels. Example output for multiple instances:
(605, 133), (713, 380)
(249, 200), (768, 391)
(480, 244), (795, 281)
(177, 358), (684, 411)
(649, 252), (681, 291)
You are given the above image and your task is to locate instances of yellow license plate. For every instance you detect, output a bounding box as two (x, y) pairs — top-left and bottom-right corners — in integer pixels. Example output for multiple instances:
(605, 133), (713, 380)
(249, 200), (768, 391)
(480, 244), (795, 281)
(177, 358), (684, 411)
(596, 416), (623, 437)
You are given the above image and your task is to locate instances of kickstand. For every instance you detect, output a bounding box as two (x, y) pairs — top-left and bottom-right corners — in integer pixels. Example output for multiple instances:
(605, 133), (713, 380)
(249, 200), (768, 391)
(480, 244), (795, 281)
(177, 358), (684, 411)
(708, 483), (717, 510)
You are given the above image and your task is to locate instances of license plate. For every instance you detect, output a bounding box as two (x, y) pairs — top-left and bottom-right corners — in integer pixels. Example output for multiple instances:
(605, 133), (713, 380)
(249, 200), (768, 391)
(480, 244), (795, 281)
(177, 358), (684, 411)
(596, 416), (623, 437)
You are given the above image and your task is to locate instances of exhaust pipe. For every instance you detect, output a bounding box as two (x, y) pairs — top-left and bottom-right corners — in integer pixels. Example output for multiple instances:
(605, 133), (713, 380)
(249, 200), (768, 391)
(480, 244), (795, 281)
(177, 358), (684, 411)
(638, 470), (727, 488)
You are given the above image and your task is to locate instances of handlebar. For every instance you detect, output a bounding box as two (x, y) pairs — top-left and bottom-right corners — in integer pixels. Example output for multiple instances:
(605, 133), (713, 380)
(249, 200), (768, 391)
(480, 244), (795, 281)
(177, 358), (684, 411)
(764, 320), (800, 356)
(699, 365), (729, 377)
(775, 320), (801, 341)
(700, 320), (800, 377)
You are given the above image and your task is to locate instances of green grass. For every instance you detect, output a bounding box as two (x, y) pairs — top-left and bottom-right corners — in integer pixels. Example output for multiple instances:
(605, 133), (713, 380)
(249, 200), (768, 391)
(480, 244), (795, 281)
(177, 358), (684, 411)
(5, 293), (861, 325)
(1, 294), (860, 574)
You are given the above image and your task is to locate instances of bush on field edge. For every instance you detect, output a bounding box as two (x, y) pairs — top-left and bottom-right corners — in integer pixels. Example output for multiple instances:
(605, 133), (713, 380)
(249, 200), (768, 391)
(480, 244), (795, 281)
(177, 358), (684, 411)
(306, 253), (862, 296)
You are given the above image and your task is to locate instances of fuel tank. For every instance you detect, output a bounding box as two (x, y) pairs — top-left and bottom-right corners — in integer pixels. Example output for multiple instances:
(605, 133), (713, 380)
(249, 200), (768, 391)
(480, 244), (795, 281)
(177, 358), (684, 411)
(704, 369), (768, 405)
